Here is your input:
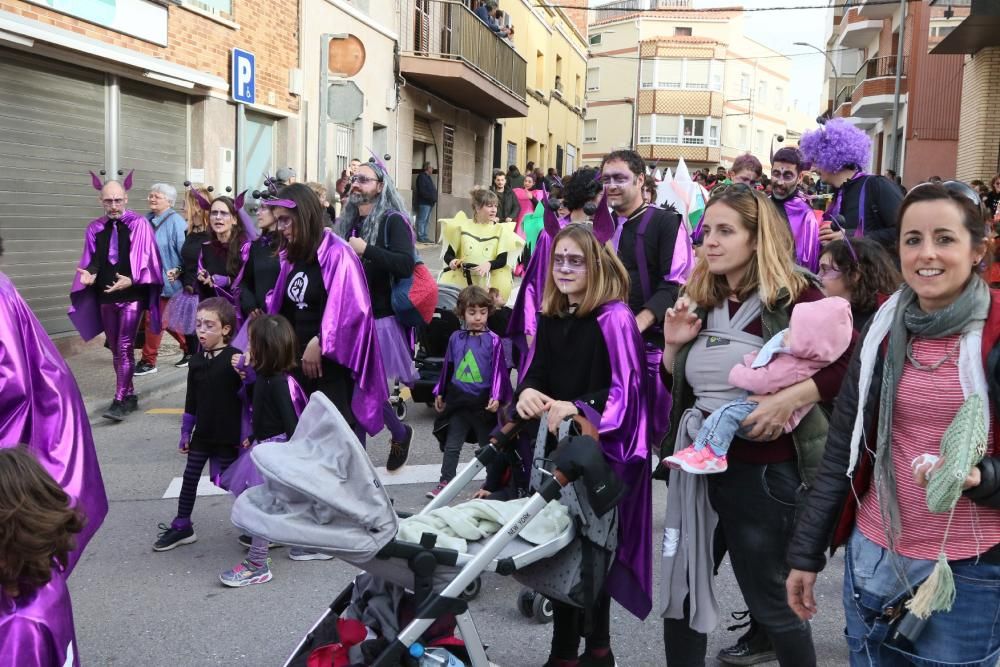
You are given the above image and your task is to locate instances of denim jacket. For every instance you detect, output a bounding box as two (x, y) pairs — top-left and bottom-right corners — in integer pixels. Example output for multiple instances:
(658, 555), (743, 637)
(147, 208), (187, 298)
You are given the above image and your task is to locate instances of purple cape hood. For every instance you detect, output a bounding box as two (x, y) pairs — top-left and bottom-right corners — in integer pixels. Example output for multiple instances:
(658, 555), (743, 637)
(781, 194), (821, 273)
(0, 272), (108, 573)
(68, 210), (164, 341)
(266, 230), (388, 435)
(0, 571), (79, 666)
(522, 300), (653, 619)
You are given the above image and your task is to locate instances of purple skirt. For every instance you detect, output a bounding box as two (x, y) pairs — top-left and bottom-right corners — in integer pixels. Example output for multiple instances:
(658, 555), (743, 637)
(375, 316), (418, 386)
(219, 435), (287, 498)
(162, 290), (199, 335)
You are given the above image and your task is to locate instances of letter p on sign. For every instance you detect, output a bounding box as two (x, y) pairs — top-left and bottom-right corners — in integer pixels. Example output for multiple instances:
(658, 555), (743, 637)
(231, 48), (255, 105)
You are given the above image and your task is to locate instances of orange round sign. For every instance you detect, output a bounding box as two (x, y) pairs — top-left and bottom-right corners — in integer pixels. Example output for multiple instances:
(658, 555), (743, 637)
(328, 35), (366, 77)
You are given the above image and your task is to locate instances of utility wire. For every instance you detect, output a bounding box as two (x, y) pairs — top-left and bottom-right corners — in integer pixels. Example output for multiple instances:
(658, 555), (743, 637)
(589, 46), (859, 63)
(542, 0), (917, 13)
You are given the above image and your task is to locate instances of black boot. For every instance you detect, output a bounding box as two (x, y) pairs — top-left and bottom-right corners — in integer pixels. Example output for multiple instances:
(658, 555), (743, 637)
(717, 613), (776, 666)
(103, 400), (127, 422)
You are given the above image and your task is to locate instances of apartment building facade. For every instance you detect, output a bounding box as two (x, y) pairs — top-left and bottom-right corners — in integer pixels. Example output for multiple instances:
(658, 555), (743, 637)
(583, 0), (796, 173)
(0, 0), (301, 335)
(824, 0), (965, 187)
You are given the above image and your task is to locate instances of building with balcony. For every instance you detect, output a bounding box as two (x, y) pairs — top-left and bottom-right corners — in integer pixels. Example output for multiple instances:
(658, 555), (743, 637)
(496, 0), (588, 179)
(583, 0), (797, 173)
(823, 0), (965, 186)
(930, 0), (1000, 183)
(395, 0), (528, 220)
(0, 0), (301, 336)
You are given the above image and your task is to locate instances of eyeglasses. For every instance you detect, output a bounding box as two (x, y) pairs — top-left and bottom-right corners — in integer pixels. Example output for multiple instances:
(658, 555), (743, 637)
(209, 211), (232, 219)
(102, 198), (125, 205)
(817, 263), (843, 278)
(771, 169), (798, 183)
(552, 253), (586, 270)
(350, 175), (380, 185)
(599, 173), (635, 186)
(275, 214), (295, 230)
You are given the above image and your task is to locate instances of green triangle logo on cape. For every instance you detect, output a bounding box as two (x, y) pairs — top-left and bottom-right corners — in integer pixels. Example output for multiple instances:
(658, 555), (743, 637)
(455, 349), (483, 384)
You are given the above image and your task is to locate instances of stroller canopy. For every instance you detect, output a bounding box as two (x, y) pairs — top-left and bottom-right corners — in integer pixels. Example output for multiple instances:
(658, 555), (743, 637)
(231, 393), (398, 561)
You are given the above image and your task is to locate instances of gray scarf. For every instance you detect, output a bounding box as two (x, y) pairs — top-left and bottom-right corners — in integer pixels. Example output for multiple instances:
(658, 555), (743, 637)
(874, 277), (990, 542)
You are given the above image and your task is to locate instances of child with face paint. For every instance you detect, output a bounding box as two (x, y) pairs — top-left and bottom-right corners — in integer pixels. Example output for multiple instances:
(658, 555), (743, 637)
(430, 286), (511, 499)
(153, 298), (244, 554)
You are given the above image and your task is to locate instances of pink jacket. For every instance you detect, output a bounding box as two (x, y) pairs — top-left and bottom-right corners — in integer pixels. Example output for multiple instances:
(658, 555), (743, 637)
(728, 296), (853, 432)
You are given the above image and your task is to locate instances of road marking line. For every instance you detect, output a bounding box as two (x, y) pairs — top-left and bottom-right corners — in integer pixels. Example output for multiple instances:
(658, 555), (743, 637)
(161, 464), (485, 498)
(146, 408), (184, 415)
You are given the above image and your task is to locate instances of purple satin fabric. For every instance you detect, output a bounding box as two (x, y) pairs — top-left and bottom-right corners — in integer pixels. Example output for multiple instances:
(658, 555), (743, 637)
(0, 571), (79, 667)
(645, 344), (672, 448)
(99, 301), (143, 401)
(68, 210), (163, 341)
(107, 219), (119, 265)
(0, 272), (108, 573)
(665, 220), (695, 285)
(266, 230), (388, 435)
(781, 194), (821, 272)
(507, 219), (567, 375)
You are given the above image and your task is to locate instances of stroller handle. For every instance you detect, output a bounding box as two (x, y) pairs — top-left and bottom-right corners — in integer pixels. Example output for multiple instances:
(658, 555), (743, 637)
(491, 414), (600, 487)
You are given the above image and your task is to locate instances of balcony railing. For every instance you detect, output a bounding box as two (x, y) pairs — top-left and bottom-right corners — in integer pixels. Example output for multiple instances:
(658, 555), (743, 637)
(401, 0), (527, 101)
(854, 55), (908, 89)
(638, 135), (720, 146)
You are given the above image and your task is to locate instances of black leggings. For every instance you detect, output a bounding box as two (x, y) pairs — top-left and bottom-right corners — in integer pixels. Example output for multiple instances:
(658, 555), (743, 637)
(550, 593), (612, 660)
(177, 449), (237, 520)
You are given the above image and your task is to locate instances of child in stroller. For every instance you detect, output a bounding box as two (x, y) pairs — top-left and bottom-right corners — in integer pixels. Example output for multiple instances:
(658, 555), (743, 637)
(430, 286), (511, 499)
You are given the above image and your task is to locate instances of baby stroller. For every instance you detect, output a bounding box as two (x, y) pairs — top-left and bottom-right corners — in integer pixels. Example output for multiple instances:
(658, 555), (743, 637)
(411, 283), (462, 407)
(232, 393), (625, 667)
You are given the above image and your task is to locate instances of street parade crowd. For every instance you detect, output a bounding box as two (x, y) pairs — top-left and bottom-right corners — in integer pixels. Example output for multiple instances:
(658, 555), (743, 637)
(6, 117), (1000, 666)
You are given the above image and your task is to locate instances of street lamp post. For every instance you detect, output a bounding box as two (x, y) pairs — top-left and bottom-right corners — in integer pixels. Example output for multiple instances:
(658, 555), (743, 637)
(794, 41), (841, 111)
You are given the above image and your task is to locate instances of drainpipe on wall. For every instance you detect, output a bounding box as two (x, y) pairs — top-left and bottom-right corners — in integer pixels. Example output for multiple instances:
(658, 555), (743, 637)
(889, 0), (907, 174)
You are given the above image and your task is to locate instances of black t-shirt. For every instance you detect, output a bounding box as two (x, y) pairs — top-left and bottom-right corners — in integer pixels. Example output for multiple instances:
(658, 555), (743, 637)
(517, 312), (611, 413)
(240, 233), (281, 316)
(87, 219), (148, 304)
(181, 231), (210, 291)
(357, 212), (416, 319)
(185, 345), (243, 450)
(280, 258), (327, 355)
(252, 373), (298, 442)
(616, 204), (683, 339)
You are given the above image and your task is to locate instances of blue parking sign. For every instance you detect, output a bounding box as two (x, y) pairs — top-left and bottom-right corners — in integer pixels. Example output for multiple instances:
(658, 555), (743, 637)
(232, 48), (255, 104)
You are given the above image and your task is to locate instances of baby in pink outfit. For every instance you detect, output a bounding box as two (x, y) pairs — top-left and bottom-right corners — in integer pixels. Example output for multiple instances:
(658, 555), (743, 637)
(665, 296), (853, 475)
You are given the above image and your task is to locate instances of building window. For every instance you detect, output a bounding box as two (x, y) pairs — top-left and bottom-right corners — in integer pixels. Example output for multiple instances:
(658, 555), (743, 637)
(507, 141), (517, 169)
(589, 33), (602, 46)
(566, 144), (577, 174)
(757, 81), (767, 106)
(755, 129), (765, 155)
(442, 124), (455, 195)
(775, 86), (784, 111)
(584, 119), (598, 143)
(335, 124), (353, 176)
(641, 59), (718, 90)
(675, 27), (692, 36)
(739, 73), (750, 97)
(739, 124), (748, 149)
(183, 0), (232, 14)
(638, 115), (719, 146)
(535, 51), (544, 90)
(587, 67), (600, 91)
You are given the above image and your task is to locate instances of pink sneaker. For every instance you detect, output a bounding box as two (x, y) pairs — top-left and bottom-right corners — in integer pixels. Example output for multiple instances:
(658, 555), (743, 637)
(426, 481), (447, 499)
(665, 445), (727, 475)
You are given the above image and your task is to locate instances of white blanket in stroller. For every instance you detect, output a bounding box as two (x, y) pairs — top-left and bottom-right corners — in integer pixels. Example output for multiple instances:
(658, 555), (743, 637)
(399, 499), (570, 553)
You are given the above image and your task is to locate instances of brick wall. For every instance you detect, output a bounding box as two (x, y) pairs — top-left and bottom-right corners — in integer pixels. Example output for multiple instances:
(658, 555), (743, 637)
(559, 0), (588, 41)
(956, 47), (1000, 183)
(0, 0), (300, 111)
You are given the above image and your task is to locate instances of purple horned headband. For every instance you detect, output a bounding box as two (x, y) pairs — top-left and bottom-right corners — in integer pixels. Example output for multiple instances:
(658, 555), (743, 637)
(261, 198), (297, 209)
(88, 168), (135, 192)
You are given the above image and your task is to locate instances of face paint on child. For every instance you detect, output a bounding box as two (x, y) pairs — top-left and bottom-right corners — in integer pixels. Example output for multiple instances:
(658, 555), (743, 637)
(195, 310), (231, 350)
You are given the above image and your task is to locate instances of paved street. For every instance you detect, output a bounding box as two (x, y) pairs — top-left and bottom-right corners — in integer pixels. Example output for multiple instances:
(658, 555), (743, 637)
(69, 377), (850, 666)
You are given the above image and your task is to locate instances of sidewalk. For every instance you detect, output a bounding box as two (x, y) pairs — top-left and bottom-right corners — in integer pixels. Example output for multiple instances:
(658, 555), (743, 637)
(65, 242), (445, 421)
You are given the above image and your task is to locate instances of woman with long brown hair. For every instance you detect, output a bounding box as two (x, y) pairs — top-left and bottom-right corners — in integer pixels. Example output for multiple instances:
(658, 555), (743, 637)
(659, 184), (855, 666)
(516, 223), (651, 666)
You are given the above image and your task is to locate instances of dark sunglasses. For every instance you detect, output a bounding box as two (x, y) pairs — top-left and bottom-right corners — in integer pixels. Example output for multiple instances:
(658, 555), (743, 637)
(910, 180), (984, 212)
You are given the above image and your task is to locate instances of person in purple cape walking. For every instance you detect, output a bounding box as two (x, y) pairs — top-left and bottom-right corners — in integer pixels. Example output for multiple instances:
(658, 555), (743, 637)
(0, 448), (87, 667)
(769, 146), (822, 273)
(0, 235), (108, 574)
(69, 172), (163, 422)
(599, 149), (694, 449)
(799, 118), (903, 253)
(515, 223), (652, 667)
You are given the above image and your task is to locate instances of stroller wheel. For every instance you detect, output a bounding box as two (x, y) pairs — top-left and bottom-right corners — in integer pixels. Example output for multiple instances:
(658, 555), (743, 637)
(517, 588), (535, 617)
(394, 399), (407, 421)
(460, 575), (482, 601)
(532, 595), (554, 624)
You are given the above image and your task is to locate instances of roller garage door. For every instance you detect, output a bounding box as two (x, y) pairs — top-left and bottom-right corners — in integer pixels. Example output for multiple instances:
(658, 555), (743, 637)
(0, 48), (106, 335)
(119, 79), (189, 204)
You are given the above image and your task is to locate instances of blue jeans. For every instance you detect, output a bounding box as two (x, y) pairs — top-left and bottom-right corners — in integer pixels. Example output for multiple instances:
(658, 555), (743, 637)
(693, 398), (757, 457)
(415, 203), (433, 241)
(843, 528), (1000, 666)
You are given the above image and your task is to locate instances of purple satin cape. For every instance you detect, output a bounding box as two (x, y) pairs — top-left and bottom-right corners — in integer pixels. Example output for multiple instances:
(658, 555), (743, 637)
(68, 210), (164, 341)
(520, 301), (652, 619)
(0, 272), (108, 574)
(0, 570), (79, 667)
(781, 194), (821, 273)
(507, 218), (568, 374)
(433, 329), (512, 405)
(266, 230), (388, 435)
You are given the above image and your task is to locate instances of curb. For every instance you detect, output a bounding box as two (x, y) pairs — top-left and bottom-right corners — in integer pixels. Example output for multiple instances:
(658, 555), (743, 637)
(84, 365), (188, 425)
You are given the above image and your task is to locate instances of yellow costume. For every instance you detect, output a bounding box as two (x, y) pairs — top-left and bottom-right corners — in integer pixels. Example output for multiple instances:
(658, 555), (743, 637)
(438, 211), (524, 303)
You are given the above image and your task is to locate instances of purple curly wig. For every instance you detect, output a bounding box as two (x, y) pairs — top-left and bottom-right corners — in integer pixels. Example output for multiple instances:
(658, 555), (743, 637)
(799, 119), (871, 174)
